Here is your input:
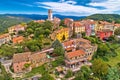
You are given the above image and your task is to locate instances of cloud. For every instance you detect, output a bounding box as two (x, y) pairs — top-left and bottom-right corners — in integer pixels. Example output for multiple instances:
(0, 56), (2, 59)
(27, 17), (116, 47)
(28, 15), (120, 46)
(65, 0), (77, 5)
(88, 0), (120, 12)
(36, 0), (120, 16)
(21, 3), (34, 7)
(37, 2), (100, 16)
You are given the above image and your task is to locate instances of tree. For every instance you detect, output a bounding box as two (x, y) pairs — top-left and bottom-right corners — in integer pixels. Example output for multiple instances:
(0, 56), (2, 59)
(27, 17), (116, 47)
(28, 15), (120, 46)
(106, 67), (120, 80)
(24, 63), (31, 69)
(40, 74), (54, 80)
(62, 35), (66, 41)
(94, 43), (111, 59)
(43, 21), (53, 30)
(114, 27), (120, 35)
(52, 39), (63, 48)
(92, 59), (109, 79)
(44, 29), (51, 37)
(52, 39), (65, 56)
(65, 70), (73, 78)
(0, 45), (16, 58)
(26, 40), (40, 52)
(75, 66), (92, 80)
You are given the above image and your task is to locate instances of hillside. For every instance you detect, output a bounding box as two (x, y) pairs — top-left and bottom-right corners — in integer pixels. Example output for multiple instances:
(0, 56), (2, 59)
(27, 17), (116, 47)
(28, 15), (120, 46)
(5, 14), (85, 20)
(0, 15), (31, 33)
(86, 14), (120, 23)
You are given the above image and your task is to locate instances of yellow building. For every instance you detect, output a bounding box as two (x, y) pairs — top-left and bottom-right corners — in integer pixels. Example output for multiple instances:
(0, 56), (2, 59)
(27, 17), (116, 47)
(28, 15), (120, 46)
(50, 28), (69, 42)
(73, 21), (85, 34)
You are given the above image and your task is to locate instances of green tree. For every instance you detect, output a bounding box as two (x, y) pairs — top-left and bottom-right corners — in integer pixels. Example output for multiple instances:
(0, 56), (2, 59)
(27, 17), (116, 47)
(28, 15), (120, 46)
(52, 39), (63, 48)
(114, 27), (120, 35)
(75, 66), (92, 80)
(52, 39), (65, 56)
(65, 70), (73, 78)
(0, 45), (16, 58)
(40, 74), (54, 80)
(43, 21), (53, 30)
(92, 59), (109, 79)
(62, 35), (66, 41)
(26, 40), (40, 52)
(106, 67), (120, 80)
(44, 29), (51, 37)
(24, 63), (31, 68)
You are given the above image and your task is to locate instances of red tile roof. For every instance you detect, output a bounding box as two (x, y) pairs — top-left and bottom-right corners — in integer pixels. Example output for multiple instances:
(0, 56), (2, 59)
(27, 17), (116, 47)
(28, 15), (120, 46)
(0, 33), (10, 39)
(73, 21), (83, 27)
(63, 40), (75, 47)
(114, 24), (120, 27)
(56, 28), (69, 33)
(66, 50), (85, 59)
(12, 36), (24, 44)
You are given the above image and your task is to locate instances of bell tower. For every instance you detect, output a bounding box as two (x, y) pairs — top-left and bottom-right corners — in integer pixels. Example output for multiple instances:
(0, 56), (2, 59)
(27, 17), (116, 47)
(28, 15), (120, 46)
(48, 9), (53, 21)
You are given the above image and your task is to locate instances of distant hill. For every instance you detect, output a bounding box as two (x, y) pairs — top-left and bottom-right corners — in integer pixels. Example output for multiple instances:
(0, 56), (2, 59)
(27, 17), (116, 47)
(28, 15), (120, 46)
(0, 15), (31, 33)
(85, 14), (120, 23)
(5, 14), (85, 20)
(0, 14), (85, 33)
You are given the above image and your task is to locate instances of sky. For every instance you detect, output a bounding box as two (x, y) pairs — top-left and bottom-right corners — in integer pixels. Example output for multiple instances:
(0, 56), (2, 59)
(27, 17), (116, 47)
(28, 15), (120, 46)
(0, 0), (120, 16)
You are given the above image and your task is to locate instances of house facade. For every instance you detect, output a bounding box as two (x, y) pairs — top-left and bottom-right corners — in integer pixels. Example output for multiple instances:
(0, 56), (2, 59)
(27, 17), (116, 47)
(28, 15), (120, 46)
(73, 21), (85, 35)
(63, 38), (97, 71)
(0, 33), (11, 46)
(8, 24), (27, 34)
(53, 17), (61, 30)
(50, 28), (69, 42)
(65, 50), (92, 72)
(13, 52), (31, 73)
(96, 29), (113, 40)
(62, 40), (76, 52)
(64, 18), (74, 37)
(12, 52), (48, 73)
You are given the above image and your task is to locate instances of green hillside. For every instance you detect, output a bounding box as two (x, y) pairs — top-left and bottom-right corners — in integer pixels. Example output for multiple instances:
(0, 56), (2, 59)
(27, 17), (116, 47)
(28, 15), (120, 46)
(86, 14), (120, 23)
(0, 15), (31, 33)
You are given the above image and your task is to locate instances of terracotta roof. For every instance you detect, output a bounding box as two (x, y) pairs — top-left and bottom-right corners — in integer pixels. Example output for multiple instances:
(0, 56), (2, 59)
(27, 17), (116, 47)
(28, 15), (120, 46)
(81, 19), (95, 25)
(0, 33), (10, 39)
(114, 24), (120, 27)
(12, 36), (24, 44)
(76, 38), (90, 44)
(64, 18), (73, 21)
(63, 40), (75, 47)
(80, 44), (92, 48)
(13, 52), (31, 63)
(99, 21), (111, 25)
(66, 50), (85, 59)
(30, 52), (47, 63)
(56, 28), (69, 33)
(98, 29), (113, 32)
(73, 21), (83, 27)
(34, 20), (45, 23)
(64, 18), (73, 25)
(66, 47), (74, 51)
(53, 17), (61, 22)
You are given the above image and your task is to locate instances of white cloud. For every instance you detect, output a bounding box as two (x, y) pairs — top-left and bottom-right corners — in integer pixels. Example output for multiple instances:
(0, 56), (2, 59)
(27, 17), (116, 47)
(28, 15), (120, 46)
(37, 2), (100, 16)
(88, 0), (120, 12)
(37, 0), (120, 16)
(21, 3), (34, 7)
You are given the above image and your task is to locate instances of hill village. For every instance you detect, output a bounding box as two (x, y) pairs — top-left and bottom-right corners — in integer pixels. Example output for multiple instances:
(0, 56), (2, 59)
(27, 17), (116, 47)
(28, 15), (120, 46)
(0, 9), (120, 80)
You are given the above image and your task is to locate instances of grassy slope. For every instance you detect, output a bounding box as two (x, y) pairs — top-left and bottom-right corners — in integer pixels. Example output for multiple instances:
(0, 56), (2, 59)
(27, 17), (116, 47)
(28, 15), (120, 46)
(106, 43), (120, 66)
(0, 15), (31, 33)
(86, 14), (120, 23)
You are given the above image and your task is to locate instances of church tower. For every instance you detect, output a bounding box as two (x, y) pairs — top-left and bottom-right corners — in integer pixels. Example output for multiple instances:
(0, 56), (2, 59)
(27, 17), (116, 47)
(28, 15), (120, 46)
(48, 9), (53, 21)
